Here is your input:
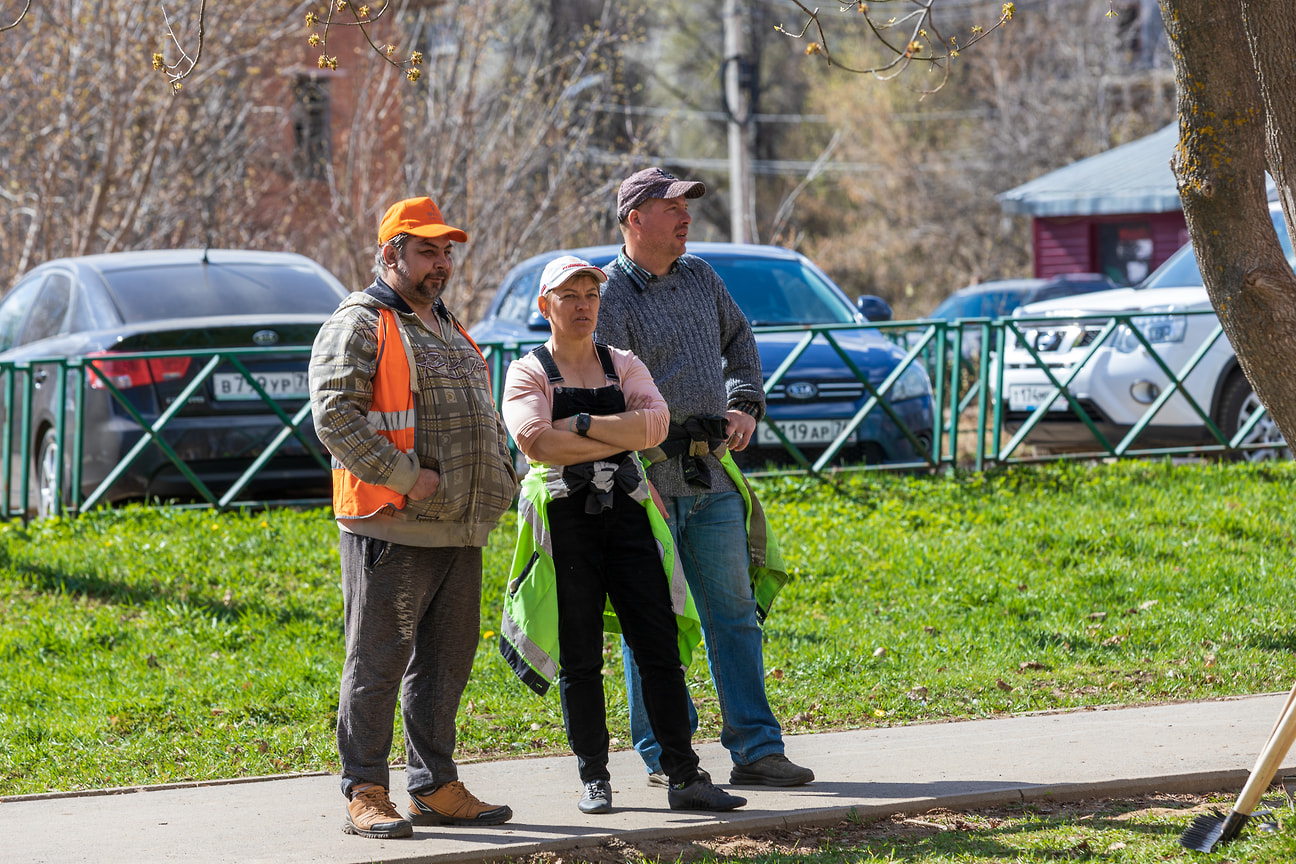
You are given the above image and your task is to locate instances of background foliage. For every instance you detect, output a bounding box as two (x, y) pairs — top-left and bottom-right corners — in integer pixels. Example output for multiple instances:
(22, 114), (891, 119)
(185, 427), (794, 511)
(1, 0), (1175, 321)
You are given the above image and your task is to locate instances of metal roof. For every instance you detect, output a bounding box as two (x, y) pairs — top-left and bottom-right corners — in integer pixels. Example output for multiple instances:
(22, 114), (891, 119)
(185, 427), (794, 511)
(996, 124), (1181, 218)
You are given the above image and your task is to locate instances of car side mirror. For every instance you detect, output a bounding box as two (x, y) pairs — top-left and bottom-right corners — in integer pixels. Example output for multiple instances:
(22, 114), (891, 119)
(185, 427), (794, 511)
(526, 311), (552, 332)
(856, 294), (893, 322)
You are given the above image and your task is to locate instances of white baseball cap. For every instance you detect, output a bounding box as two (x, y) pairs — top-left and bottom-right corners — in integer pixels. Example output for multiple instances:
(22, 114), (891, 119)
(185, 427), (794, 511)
(538, 255), (607, 300)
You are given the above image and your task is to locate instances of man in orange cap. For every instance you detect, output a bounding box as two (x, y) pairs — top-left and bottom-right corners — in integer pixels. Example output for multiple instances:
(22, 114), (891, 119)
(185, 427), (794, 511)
(310, 197), (518, 839)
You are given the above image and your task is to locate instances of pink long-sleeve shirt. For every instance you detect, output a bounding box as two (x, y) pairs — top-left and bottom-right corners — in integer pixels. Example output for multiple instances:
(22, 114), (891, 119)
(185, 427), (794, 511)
(502, 345), (670, 459)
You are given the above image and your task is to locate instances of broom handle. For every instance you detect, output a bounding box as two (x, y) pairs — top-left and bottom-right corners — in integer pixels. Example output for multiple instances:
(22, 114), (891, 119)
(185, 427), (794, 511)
(1234, 688), (1296, 816)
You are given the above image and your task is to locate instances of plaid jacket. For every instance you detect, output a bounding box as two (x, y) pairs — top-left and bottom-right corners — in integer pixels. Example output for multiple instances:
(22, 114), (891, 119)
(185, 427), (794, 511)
(309, 282), (517, 547)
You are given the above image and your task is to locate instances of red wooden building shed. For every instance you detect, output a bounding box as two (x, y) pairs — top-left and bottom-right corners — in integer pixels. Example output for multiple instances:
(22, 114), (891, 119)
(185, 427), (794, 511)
(996, 124), (1187, 287)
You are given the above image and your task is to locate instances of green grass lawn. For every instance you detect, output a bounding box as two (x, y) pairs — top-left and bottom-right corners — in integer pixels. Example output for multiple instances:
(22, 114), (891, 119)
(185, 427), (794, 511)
(2, 459), (1295, 797)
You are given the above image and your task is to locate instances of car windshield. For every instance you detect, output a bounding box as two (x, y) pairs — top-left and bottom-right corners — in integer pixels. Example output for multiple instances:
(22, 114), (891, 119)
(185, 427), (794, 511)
(102, 262), (345, 323)
(709, 257), (856, 325)
(1142, 207), (1293, 291)
(493, 252), (856, 328)
(931, 289), (1027, 320)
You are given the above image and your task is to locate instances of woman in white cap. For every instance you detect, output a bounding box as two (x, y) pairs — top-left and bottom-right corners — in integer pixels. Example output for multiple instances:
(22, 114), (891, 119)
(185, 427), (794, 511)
(499, 256), (746, 815)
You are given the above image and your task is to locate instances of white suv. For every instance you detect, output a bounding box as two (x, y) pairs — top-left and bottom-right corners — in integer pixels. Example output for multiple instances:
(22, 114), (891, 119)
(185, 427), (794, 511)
(999, 202), (1291, 460)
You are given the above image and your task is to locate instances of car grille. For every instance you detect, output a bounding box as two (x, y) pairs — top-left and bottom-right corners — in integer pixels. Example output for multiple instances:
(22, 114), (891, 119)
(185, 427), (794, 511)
(767, 380), (868, 401)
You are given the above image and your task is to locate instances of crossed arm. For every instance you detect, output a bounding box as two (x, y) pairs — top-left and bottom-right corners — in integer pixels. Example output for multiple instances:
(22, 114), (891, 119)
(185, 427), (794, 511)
(502, 352), (669, 467)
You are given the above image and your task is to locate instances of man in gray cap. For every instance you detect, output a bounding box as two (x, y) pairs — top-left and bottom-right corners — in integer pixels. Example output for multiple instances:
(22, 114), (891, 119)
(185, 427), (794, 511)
(596, 167), (814, 789)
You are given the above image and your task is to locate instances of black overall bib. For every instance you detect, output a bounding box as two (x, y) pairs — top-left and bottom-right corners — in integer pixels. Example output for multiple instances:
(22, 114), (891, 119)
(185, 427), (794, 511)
(532, 343), (701, 786)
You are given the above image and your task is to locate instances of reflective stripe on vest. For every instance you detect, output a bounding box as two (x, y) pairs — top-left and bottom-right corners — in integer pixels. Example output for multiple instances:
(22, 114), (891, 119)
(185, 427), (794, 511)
(332, 307), (415, 519)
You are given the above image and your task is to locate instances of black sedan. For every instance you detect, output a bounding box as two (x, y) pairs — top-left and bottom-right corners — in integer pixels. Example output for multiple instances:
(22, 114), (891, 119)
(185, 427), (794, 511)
(0, 249), (350, 516)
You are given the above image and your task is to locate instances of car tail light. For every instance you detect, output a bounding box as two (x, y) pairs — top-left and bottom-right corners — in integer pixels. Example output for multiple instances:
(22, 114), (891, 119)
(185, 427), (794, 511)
(88, 353), (192, 390)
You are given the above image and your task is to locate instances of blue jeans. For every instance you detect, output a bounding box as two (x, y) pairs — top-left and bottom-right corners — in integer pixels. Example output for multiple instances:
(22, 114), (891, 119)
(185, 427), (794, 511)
(622, 491), (784, 771)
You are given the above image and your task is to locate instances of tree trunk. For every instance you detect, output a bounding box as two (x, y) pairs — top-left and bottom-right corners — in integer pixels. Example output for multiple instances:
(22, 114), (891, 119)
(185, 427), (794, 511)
(1160, 0), (1296, 447)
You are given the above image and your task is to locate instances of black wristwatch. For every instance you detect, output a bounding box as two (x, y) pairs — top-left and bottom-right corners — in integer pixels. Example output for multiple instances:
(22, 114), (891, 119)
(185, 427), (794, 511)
(574, 413), (592, 437)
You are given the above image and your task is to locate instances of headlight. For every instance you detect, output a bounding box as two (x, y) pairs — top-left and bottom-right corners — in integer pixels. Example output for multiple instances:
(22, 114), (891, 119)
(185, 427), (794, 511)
(889, 362), (931, 401)
(1115, 308), (1187, 353)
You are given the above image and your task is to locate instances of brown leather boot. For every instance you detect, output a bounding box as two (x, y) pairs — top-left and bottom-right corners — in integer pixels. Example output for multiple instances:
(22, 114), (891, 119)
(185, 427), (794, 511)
(407, 780), (512, 826)
(343, 784), (413, 839)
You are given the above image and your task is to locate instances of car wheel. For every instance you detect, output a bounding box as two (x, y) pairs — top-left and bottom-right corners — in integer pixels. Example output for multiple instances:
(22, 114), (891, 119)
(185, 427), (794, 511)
(1215, 372), (1290, 461)
(36, 428), (62, 519)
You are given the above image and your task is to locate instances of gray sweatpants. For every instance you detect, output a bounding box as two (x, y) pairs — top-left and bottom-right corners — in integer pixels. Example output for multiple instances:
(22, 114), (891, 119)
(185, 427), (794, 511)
(336, 532), (483, 798)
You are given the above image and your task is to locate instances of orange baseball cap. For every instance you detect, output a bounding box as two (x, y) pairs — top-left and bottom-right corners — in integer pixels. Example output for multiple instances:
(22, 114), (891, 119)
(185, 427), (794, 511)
(377, 197), (468, 244)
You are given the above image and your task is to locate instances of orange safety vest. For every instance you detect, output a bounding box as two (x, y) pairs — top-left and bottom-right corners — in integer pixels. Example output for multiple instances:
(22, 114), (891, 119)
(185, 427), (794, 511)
(331, 306), (490, 520)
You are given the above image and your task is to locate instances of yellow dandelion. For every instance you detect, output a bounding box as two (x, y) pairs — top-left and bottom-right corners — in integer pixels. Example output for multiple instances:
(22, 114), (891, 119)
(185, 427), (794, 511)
(873, 708), (886, 717)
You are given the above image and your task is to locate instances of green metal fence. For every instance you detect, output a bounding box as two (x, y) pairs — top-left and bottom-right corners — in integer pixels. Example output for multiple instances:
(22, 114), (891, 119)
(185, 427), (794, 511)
(0, 346), (331, 521)
(2, 314), (1283, 520)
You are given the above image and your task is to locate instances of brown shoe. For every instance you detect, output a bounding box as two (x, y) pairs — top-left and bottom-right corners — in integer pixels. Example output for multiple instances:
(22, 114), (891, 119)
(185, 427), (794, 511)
(408, 780), (512, 826)
(343, 784), (413, 839)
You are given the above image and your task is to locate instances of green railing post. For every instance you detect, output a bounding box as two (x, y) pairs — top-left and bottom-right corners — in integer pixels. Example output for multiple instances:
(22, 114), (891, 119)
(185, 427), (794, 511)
(18, 364), (34, 523)
(931, 322), (948, 466)
(1, 365), (13, 520)
(70, 361), (86, 515)
(50, 360), (67, 517)
(975, 320), (992, 472)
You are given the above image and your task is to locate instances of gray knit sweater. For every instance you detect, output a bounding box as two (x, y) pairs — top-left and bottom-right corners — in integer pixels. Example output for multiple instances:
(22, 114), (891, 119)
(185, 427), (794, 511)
(595, 251), (765, 497)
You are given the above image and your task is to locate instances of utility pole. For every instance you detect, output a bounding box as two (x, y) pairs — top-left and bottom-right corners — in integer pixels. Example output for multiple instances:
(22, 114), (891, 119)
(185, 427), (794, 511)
(724, 0), (755, 243)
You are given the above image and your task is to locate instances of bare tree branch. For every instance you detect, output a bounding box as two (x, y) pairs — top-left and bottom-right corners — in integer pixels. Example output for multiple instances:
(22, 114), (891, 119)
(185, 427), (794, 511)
(154, 0), (206, 92)
(775, 0), (1017, 93)
(1, 0), (31, 32)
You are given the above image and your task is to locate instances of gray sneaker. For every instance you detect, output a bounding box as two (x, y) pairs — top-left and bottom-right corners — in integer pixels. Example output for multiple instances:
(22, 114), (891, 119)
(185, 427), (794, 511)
(729, 753), (814, 787)
(648, 767), (710, 788)
(578, 779), (612, 814)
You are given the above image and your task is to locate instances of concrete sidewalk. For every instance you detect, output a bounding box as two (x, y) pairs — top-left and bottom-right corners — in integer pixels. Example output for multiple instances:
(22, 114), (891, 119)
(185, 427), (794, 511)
(3, 693), (1290, 864)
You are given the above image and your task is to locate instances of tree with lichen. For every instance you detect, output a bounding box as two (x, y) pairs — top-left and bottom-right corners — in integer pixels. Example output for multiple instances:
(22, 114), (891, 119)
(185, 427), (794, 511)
(1157, 0), (1296, 451)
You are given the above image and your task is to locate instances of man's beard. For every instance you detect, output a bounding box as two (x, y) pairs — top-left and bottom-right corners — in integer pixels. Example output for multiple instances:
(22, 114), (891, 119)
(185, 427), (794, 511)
(393, 257), (447, 304)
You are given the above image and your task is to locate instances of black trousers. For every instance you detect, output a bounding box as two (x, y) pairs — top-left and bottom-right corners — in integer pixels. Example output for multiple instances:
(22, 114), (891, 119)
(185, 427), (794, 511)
(548, 488), (701, 785)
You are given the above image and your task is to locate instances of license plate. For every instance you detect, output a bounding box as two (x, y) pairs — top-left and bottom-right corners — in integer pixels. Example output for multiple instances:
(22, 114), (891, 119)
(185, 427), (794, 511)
(212, 371), (309, 401)
(1007, 384), (1067, 412)
(755, 419), (857, 446)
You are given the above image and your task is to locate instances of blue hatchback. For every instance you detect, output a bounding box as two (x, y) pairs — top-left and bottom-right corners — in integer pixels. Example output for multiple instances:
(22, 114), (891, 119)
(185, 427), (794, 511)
(470, 243), (934, 467)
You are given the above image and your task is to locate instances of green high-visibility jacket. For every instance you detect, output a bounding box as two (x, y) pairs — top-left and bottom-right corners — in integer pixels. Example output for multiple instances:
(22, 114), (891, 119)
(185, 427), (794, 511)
(498, 458), (703, 696)
(716, 450), (790, 623)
